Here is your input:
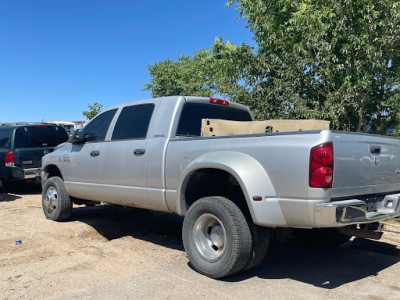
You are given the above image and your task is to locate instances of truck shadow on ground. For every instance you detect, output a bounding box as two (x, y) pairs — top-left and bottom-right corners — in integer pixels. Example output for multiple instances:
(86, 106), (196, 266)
(70, 204), (184, 251)
(229, 238), (400, 289)
(71, 204), (400, 289)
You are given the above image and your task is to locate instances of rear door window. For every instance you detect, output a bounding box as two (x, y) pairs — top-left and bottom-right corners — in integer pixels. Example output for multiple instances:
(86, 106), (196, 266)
(14, 126), (69, 148)
(81, 109), (117, 142)
(112, 104), (155, 140)
(0, 128), (11, 148)
(176, 103), (253, 136)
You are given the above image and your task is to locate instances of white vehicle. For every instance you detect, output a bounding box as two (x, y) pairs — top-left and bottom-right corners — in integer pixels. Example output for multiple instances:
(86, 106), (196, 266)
(45, 121), (77, 136)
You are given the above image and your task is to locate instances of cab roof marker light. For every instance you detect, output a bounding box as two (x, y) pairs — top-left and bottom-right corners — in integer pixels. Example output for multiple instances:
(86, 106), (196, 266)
(210, 98), (229, 106)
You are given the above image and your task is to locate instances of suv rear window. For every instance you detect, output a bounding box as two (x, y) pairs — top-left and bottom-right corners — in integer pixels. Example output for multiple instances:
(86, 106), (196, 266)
(14, 126), (69, 148)
(176, 103), (252, 136)
(0, 128), (11, 148)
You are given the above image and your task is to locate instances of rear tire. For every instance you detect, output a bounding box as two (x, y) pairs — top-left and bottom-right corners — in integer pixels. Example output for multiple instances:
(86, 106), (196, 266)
(42, 176), (72, 221)
(243, 224), (270, 271)
(294, 228), (352, 249)
(182, 196), (252, 278)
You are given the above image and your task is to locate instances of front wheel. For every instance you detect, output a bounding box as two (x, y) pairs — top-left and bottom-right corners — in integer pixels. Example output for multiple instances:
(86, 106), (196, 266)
(42, 176), (72, 221)
(182, 196), (252, 279)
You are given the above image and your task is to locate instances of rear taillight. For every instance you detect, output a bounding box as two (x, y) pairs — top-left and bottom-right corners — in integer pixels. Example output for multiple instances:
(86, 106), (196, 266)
(210, 97), (229, 106)
(309, 142), (333, 188)
(5, 151), (14, 167)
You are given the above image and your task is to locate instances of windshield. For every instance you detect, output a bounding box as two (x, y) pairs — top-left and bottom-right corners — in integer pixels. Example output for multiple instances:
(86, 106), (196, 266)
(14, 126), (69, 148)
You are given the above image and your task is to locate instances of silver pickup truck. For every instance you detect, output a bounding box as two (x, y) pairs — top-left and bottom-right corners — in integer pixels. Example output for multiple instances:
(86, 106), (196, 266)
(41, 96), (400, 278)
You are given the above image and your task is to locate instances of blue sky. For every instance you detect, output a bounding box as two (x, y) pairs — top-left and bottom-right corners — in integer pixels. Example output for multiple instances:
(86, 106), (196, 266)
(0, 0), (254, 123)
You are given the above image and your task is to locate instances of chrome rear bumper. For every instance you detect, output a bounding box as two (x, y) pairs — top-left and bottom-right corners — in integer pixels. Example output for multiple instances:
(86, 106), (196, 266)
(314, 193), (400, 227)
(23, 168), (41, 179)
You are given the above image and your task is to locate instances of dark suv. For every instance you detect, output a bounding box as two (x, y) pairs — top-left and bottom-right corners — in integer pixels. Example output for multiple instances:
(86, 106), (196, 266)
(0, 123), (69, 189)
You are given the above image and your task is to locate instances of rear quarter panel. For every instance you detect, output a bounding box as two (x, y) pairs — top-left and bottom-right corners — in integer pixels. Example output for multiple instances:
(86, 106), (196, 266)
(165, 130), (333, 208)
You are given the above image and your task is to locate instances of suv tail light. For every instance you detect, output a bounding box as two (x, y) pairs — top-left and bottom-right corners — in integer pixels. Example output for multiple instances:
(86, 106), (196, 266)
(309, 142), (333, 188)
(5, 151), (14, 167)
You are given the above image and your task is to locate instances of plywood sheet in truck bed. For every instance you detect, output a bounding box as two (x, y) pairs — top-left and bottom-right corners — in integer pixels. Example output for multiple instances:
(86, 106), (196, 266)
(201, 119), (330, 137)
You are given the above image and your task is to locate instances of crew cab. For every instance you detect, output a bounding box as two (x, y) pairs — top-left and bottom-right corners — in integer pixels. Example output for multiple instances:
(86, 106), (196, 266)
(40, 96), (400, 278)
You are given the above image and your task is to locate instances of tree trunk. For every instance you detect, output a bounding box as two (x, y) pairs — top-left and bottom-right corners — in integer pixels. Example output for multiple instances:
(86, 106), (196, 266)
(356, 116), (363, 132)
(362, 118), (368, 133)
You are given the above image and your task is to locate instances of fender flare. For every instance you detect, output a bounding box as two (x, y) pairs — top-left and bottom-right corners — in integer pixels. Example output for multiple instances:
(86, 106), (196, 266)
(177, 151), (287, 226)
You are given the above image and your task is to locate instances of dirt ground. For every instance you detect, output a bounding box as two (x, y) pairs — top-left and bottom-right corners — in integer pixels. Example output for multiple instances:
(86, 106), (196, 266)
(0, 181), (186, 299)
(1, 181), (400, 300)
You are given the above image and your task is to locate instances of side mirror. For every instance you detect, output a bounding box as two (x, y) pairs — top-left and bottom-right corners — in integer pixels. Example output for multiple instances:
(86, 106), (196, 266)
(68, 129), (85, 144)
(83, 132), (96, 142)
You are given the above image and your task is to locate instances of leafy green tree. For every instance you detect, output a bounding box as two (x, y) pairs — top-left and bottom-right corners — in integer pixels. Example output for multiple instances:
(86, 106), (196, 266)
(143, 38), (274, 120)
(227, 0), (400, 132)
(144, 0), (400, 132)
(83, 102), (102, 120)
(143, 51), (216, 98)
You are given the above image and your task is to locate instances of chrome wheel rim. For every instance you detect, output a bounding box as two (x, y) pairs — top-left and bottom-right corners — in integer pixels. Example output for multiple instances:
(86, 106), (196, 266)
(44, 186), (58, 213)
(193, 213), (227, 262)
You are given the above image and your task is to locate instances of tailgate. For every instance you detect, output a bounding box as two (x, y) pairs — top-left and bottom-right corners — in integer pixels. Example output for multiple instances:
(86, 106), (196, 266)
(332, 133), (400, 198)
(14, 147), (53, 169)
(13, 125), (68, 169)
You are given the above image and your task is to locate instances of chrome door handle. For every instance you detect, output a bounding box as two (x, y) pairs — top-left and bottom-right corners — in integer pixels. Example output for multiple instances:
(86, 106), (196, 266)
(133, 149), (145, 155)
(90, 150), (100, 157)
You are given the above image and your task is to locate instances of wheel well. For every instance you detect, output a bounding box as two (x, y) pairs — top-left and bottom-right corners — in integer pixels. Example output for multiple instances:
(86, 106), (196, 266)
(182, 168), (249, 215)
(43, 165), (63, 180)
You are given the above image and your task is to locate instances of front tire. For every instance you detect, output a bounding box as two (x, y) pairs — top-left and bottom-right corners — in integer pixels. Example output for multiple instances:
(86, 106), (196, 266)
(42, 176), (72, 221)
(182, 196), (252, 279)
